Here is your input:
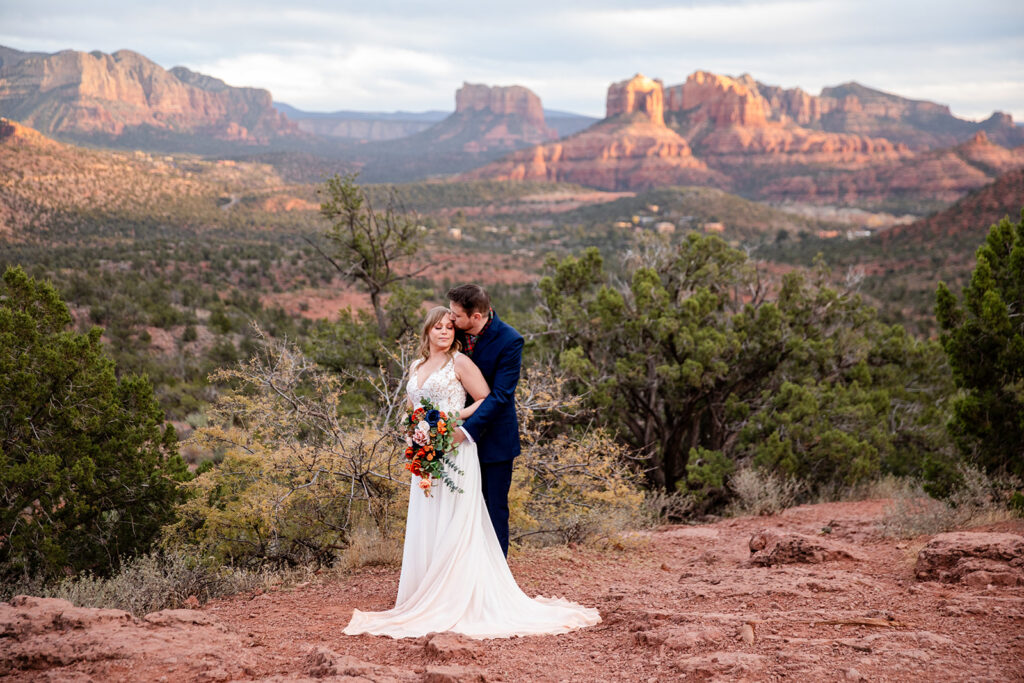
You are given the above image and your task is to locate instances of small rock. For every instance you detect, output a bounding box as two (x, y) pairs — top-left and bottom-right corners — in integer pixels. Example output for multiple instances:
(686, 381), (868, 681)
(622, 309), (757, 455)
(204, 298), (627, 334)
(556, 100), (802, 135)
(740, 623), (755, 645)
(423, 664), (488, 682)
(424, 632), (483, 660)
(748, 529), (864, 566)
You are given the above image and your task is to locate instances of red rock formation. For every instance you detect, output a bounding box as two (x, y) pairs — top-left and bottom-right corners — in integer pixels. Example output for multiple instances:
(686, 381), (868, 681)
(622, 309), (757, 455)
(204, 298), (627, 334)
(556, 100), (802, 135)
(0, 48), (298, 143)
(665, 71), (769, 127)
(662, 71), (910, 185)
(606, 74), (665, 126)
(463, 75), (727, 191)
(456, 82), (546, 128)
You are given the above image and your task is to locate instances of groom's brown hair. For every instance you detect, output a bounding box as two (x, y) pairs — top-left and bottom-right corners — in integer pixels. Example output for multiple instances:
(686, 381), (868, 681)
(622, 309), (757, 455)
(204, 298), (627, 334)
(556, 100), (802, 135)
(447, 284), (490, 315)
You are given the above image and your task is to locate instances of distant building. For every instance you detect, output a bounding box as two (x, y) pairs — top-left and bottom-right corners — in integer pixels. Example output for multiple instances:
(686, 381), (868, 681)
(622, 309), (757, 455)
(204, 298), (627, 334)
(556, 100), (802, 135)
(613, 221), (633, 229)
(817, 230), (841, 239)
(703, 222), (725, 233)
(655, 221), (676, 234)
(448, 228), (463, 240)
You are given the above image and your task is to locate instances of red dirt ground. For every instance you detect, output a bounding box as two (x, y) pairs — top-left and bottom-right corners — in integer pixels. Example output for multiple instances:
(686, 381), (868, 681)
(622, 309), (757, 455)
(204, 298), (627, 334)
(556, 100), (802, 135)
(4, 500), (1023, 681)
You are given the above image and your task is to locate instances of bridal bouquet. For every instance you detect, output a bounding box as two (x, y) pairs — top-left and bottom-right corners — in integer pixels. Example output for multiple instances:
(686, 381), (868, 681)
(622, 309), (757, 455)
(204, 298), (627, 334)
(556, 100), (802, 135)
(402, 398), (464, 496)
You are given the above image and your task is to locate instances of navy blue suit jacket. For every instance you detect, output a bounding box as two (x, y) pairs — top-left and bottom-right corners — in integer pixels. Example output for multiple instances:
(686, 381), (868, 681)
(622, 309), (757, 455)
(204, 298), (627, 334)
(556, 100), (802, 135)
(460, 312), (523, 464)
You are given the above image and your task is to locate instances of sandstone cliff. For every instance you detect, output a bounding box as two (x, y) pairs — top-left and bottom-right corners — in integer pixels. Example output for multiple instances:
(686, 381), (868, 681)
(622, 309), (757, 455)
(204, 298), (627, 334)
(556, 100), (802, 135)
(463, 74), (726, 191)
(0, 46), (299, 145)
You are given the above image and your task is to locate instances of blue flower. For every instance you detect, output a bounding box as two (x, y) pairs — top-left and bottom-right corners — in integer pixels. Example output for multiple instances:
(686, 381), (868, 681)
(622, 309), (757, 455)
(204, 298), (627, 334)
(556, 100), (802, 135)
(425, 409), (440, 427)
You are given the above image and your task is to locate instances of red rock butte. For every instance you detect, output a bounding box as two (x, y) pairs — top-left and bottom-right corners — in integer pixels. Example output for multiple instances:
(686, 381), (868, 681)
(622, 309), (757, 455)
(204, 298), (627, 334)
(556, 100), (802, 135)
(455, 83), (547, 129)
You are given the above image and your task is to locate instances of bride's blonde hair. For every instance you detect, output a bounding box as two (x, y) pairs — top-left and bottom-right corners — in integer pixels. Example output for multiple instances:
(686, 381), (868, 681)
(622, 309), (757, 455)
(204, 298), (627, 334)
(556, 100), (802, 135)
(417, 306), (461, 363)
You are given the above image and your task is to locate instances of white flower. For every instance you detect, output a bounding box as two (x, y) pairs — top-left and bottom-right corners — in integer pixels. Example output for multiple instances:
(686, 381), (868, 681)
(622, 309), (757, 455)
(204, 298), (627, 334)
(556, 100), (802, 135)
(416, 420), (430, 433)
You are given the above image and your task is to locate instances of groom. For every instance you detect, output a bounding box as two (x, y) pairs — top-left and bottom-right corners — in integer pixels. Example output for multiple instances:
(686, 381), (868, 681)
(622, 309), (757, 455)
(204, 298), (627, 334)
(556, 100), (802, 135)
(448, 284), (523, 557)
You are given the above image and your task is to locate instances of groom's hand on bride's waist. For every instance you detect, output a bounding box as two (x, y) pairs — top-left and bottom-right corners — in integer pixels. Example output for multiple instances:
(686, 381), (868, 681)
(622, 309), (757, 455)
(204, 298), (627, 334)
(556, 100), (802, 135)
(453, 427), (472, 445)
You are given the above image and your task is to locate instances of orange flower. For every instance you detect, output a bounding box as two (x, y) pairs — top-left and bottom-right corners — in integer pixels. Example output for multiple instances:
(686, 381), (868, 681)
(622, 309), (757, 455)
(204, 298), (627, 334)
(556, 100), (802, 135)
(437, 423), (447, 434)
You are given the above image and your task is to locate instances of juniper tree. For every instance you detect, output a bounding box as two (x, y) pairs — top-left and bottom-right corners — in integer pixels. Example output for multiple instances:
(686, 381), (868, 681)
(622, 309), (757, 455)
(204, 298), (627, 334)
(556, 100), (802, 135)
(538, 235), (951, 506)
(936, 211), (1024, 479)
(0, 266), (188, 582)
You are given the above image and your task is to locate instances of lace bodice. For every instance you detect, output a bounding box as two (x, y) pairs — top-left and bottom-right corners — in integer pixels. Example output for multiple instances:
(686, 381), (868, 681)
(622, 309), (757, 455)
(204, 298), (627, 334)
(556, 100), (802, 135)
(407, 353), (466, 413)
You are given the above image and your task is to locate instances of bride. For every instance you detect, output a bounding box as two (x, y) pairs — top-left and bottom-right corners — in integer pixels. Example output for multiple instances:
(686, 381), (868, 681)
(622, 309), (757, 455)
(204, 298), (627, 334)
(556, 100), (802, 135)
(343, 306), (601, 639)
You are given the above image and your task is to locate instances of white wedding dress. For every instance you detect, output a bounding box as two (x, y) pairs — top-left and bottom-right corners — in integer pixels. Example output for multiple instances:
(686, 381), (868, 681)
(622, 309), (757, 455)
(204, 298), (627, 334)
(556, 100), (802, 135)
(343, 352), (601, 639)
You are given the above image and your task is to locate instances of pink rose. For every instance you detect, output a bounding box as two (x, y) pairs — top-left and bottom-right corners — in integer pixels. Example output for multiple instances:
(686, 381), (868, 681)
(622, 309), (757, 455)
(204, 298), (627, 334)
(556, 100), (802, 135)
(412, 429), (429, 446)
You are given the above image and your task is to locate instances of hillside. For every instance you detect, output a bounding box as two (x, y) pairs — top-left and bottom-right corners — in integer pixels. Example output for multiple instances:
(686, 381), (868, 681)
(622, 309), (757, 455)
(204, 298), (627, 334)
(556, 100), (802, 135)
(762, 168), (1024, 334)
(758, 131), (1024, 208)
(3, 500), (1022, 680)
(0, 117), (311, 243)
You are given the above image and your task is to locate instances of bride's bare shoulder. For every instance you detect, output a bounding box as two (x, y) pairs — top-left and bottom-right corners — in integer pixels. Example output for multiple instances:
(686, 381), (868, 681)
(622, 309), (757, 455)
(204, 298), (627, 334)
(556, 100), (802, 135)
(453, 352), (482, 376)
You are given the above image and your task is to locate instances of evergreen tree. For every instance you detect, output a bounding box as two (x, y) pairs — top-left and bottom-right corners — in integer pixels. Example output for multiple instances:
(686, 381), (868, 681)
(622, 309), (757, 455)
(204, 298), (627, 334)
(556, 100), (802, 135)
(538, 236), (951, 504)
(936, 211), (1024, 478)
(0, 266), (189, 582)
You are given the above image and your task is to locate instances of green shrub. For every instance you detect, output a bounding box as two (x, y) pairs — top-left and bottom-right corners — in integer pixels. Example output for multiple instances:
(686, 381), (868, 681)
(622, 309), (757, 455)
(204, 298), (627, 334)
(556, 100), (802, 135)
(0, 266), (189, 583)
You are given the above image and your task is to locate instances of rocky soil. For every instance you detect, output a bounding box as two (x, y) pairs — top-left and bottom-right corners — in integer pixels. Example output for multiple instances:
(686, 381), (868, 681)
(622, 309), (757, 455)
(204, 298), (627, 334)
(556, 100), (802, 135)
(3, 500), (1023, 682)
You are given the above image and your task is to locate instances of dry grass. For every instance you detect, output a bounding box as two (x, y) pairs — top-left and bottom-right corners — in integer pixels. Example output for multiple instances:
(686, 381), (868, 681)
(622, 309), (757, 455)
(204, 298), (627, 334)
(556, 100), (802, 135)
(0, 552), (295, 617)
(727, 467), (805, 517)
(879, 468), (1020, 538)
(335, 527), (404, 571)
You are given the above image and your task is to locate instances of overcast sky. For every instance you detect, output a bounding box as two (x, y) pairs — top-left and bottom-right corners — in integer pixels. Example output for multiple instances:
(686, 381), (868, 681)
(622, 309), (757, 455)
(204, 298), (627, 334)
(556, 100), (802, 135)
(2, 0), (1022, 121)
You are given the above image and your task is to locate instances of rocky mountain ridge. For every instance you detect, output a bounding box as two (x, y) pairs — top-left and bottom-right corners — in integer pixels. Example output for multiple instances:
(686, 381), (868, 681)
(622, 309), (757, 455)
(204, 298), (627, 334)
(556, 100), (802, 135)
(0, 46), (300, 148)
(3, 43), (1022, 203)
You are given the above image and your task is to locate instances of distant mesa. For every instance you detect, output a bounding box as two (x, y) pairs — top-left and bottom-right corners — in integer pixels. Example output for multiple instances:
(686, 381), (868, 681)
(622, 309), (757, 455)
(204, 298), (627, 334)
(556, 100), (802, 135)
(0, 45), (301, 149)
(440, 82), (559, 153)
(275, 103), (446, 142)
(455, 83), (547, 129)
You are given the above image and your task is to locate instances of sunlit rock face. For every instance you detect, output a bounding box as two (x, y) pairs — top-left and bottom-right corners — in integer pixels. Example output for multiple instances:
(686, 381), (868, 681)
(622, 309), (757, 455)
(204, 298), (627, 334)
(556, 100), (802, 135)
(0, 47), (297, 142)
(606, 74), (665, 126)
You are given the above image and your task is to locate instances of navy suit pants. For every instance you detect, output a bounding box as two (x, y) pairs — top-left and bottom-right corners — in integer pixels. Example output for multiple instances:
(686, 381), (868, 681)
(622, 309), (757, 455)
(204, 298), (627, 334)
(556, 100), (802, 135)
(480, 459), (514, 557)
